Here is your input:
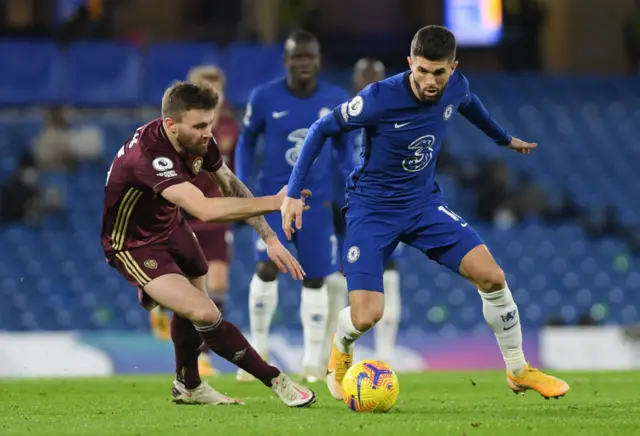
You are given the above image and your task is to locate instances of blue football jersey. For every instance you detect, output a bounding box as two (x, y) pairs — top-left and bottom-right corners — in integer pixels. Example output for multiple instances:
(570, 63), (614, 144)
(239, 77), (351, 201)
(335, 71), (476, 208)
(288, 70), (510, 208)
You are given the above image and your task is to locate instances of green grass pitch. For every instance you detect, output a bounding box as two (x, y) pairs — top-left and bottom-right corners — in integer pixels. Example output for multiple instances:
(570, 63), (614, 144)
(1, 371), (639, 435)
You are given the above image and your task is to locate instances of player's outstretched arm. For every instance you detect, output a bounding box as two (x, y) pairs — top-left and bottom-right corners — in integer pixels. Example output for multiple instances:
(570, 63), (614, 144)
(161, 179), (279, 225)
(458, 91), (538, 154)
(458, 90), (512, 146)
(210, 163), (278, 240)
(211, 163), (310, 280)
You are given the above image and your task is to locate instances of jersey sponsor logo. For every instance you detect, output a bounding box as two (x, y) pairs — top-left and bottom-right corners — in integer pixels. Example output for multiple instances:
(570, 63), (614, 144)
(272, 110), (288, 119)
(347, 246), (360, 263)
(285, 128), (309, 166)
(402, 135), (435, 173)
(152, 157), (174, 172)
(443, 104), (454, 120)
(144, 259), (158, 269)
(192, 157), (203, 174)
(347, 96), (364, 117)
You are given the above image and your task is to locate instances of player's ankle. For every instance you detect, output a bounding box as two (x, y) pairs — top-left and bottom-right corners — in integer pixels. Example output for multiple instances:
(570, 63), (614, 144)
(508, 363), (526, 376)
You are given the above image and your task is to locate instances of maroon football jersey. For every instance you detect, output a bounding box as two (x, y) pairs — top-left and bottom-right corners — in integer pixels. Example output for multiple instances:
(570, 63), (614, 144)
(101, 118), (223, 256)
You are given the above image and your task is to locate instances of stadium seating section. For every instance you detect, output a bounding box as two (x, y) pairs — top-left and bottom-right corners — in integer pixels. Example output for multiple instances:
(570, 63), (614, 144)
(1, 41), (638, 332)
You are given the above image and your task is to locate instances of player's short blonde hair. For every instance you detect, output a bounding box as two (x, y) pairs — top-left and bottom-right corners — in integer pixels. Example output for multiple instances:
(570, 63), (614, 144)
(187, 65), (227, 89)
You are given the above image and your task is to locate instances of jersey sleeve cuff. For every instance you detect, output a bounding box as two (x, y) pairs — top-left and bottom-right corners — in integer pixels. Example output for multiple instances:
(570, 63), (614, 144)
(496, 134), (512, 146)
(286, 185), (301, 199)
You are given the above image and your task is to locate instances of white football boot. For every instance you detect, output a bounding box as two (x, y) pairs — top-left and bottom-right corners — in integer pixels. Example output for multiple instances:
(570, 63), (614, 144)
(270, 373), (316, 407)
(171, 380), (244, 405)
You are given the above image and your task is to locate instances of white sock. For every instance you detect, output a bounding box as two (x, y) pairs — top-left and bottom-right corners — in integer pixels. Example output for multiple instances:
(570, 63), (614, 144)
(375, 269), (401, 362)
(333, 306), (364, 354)
(479, 286), (527, 375)
(300, 285), (330, 369)
(324, 272), (348, 363)
(248, 274), (278, 356)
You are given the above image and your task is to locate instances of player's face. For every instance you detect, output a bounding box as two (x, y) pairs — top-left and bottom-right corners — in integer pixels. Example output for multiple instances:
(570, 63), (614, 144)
(408, 56), (458, 103)
(285, 40), (320, 84)
(170, 109), (215, 156)
(354, 66), (384, 93)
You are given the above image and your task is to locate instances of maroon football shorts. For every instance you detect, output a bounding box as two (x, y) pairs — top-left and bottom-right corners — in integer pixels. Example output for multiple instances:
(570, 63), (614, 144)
(189, 220), (232, 263)
(108, 220), (208, 309)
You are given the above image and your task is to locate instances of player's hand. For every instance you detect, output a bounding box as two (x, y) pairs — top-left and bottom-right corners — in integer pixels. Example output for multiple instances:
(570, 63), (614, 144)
(274, 185), (312, 210)
(265, 235), (306, 280)
(508, 137), (537, 155)
(281, 195), (307, 241)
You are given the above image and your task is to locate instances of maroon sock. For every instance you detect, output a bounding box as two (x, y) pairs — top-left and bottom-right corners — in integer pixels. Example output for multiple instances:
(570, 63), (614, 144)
(171, 313), (202, 389)
(196, 318), (280, 386)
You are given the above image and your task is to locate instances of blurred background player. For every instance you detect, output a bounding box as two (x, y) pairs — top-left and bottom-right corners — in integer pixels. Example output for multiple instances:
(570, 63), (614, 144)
(235, 30), (352, 383)
(327, 57), (402, 364)
(149, 65), (239, 377)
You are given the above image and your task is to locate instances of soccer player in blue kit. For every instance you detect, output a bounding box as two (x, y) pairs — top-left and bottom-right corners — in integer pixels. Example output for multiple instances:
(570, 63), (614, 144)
(327, 57), (403, 365)
(235, 30), (352, 382)
(282, 26), (570, 399)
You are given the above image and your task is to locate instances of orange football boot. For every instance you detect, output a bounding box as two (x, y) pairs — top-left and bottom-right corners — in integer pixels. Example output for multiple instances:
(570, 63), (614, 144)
(507, 363), (570, 399)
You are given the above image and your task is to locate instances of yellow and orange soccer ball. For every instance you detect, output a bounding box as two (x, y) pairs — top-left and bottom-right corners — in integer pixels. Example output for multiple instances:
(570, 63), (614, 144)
(341, 360), (399, 413)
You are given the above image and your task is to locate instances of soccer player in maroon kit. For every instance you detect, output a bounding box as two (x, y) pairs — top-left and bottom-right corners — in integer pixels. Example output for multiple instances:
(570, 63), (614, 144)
(149, 66), (240, 377)
(101, 81), (315, 407)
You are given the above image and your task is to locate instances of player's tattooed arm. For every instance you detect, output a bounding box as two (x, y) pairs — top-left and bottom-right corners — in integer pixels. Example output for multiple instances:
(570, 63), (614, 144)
(211, 164), (276, 241)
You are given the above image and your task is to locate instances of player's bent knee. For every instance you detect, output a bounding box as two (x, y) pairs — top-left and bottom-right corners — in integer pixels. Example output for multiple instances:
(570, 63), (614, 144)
(351, 306), (384, 331)
(187, 303), (220, 326)
(302, 277), (325, 289)
(476, 267), (507, 293)
(256, 261), (278, 282)
(349, 290), (384, 331)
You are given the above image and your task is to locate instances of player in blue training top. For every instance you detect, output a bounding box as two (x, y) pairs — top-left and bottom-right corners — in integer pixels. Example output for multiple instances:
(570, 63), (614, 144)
(327, 57), (404, 366)
(235, 30), (352, 383)
(282, 26), (570, 400)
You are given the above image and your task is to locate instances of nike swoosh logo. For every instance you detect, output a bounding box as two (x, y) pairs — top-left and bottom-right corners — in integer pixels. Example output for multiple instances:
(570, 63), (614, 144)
(293, 386), (311, 400)
(272, 111), (288, 119)
(503, 322), (518, 331)
(461, 223), (468, 227)
(394, 122), (411, 128)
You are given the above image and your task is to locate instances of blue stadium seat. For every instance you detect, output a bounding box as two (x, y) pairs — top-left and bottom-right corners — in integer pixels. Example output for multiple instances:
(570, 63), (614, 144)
(65, 42), (143, 106)
(0, 41), (62, 105)
(143, 44), (226, 105)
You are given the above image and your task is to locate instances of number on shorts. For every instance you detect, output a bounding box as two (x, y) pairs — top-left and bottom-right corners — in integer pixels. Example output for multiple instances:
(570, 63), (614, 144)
(438, 205), (463, 222)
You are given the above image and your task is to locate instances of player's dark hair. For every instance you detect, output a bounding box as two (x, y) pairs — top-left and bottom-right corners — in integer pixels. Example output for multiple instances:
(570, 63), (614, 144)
(285, 29), (319, 49)
(161, 81), (219, 121)
(410, 25), (457, 61)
